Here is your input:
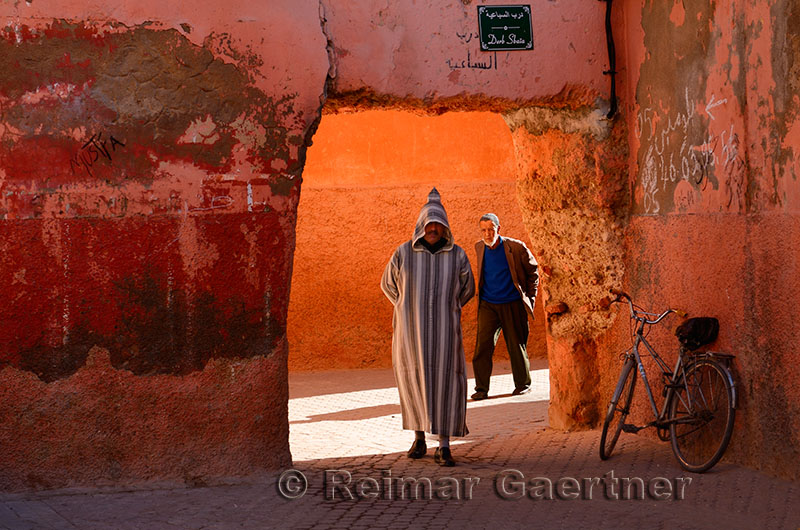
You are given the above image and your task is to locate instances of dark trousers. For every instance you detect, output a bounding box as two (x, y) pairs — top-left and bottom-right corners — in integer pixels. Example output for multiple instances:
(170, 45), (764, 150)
(473, 299), (531, 392)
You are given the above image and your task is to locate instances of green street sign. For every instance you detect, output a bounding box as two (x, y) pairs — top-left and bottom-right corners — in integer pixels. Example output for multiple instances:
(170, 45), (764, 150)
(477, 5), (533, 51)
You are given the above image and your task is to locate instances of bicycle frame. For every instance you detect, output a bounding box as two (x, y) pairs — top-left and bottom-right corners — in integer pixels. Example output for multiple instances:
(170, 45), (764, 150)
(614, 291), (693, 430)
(617, 294), (738, 430)
(602, 290), (738, 472)
(627, 329), (686, 427)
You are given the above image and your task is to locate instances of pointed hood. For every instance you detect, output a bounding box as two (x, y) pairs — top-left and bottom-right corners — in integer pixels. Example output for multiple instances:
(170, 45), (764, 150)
(412, 187), (454, 251)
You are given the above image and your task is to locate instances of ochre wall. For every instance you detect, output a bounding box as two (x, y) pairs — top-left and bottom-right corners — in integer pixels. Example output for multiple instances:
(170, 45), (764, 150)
(512, 118), (628, 429)
(605, 1), (800, 478)
(4, 0), (796, 490)
(0, 0), (611, 490)
(289, 110), (547, 372)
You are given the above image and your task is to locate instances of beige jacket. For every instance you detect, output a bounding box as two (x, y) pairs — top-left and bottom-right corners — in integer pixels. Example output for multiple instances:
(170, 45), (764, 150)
(475, 237), (539, 319)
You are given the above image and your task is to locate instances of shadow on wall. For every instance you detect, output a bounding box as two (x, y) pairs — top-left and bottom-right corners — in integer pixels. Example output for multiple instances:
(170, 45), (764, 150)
(288, 109), (547, 372)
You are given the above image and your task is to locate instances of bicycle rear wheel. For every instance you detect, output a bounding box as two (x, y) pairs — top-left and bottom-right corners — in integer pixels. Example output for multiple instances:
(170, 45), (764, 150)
(669, 358), (735, 472)
(600, 358), (636, 460)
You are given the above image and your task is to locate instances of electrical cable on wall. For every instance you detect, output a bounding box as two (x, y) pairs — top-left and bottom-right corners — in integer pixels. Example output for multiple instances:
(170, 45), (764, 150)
(600, 0), (617, 119)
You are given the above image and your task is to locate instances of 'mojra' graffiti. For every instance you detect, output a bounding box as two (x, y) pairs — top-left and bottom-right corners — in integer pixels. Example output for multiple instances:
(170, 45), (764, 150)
(69, 131), (126, 178)
(636, 88), (745, 213)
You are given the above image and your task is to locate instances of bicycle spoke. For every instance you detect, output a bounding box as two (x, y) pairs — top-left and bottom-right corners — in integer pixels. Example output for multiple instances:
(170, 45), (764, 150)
(602, 294), (735, 473)
(694, 370), (712, 410)
(673, 420), (711, 439)
(705, 370), (722, 409)
(669, 359), (735, 473)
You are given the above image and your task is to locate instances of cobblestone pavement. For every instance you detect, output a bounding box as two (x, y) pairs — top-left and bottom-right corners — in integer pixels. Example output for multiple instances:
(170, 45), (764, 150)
(1, 361), (798, 529)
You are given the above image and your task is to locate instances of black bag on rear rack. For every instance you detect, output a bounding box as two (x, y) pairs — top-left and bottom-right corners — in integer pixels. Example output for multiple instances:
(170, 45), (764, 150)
(675, 317), (719, 351)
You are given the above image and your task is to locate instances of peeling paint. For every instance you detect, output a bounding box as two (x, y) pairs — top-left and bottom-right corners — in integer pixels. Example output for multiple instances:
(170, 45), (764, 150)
(0, 213), (291, 381)
(0, 1), (326, 490)
(0, 20), (295, 213)
(624, 0), (800, 480)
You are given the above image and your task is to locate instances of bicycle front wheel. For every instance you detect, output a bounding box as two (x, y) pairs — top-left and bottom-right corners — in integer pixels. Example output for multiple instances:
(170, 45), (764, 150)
(669, 358), (735, 472)
(600, 358), (636, 460)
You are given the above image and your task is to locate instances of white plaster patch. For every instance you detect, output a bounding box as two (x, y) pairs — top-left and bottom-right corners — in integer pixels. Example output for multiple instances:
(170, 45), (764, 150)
(178, 214), (220, 285)
(177, 115), (220, 145)
(503, 104), (612, 141)
(239, 223), (263, 289)
(20, 83), (78, 105)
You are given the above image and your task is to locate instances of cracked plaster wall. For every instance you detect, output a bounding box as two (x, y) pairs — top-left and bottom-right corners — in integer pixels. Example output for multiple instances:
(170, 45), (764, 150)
(0, 0), (327, 489)
(0, 0), (621, 489)
(507, 107), (628, 430)
(12, 0), (785, 489)
(614, 0), (800, 479)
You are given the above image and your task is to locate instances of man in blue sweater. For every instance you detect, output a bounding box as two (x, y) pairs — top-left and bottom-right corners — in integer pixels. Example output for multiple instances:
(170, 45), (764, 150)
(471, 213), (539, 400)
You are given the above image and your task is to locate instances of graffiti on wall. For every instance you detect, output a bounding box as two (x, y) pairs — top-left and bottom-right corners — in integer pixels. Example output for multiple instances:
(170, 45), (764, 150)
(69, 132), (126, 178)
(0, 21), (300, 382)
(636, 88), (746, 214)
(0, 22), (294, 189)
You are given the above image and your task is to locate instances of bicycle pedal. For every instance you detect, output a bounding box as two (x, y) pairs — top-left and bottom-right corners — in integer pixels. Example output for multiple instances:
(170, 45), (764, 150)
(621, 423), (642, 434)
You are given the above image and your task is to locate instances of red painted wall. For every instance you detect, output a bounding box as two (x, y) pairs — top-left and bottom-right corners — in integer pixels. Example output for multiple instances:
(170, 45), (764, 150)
(0, 2), (327, 489)
(5, 0), (796, 489)
(607, 0), (800, 478)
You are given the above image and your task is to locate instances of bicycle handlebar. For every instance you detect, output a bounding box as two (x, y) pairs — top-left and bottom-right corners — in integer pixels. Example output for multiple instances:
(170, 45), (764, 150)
(609, 288), (629, 300)
(609, 289), (682, 326)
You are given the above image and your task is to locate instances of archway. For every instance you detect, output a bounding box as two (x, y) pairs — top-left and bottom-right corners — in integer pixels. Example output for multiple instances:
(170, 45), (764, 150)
(288, 108), (546, 371)
(287, 108), (549, 459)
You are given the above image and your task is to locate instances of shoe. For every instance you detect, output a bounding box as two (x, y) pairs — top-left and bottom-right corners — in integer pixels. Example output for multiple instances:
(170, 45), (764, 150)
(512, 386), (531, 396)
(471, 391), (488, 401)
(407, 439), (426, 459)
(434, 447), (455, 467)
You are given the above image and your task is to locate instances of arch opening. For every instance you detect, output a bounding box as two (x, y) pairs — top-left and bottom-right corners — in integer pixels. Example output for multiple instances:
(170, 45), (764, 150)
(287, 108), (549, 460)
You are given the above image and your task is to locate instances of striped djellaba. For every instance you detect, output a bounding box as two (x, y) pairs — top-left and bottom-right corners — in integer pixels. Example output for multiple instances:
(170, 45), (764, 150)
(381, 188), (475, 437)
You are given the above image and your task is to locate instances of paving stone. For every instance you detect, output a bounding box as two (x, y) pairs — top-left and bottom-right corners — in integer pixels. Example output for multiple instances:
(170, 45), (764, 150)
(0, 364), (797, 529)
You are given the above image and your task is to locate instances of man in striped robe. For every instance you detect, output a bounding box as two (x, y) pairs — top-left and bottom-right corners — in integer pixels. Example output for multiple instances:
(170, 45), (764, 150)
(381, 188), (475, 467)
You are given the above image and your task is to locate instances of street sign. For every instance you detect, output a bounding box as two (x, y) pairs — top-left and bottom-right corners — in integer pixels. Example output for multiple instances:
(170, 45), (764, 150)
(477, 5), (533, 51)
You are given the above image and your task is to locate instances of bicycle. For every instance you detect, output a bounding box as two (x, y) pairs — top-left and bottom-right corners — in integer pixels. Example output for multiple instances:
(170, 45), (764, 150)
(599, 289), (736, 473)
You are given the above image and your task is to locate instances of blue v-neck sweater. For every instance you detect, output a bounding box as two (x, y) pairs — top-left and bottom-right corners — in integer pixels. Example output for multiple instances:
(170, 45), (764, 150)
(480, 239), (521, 304)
